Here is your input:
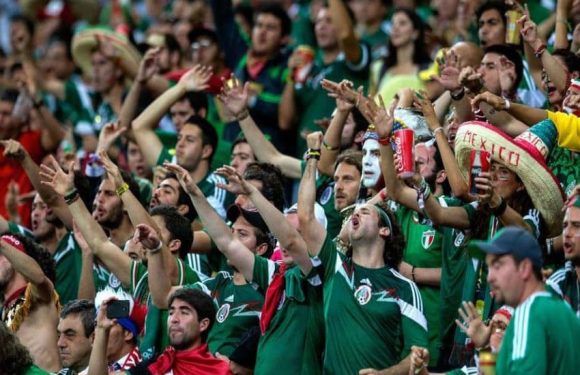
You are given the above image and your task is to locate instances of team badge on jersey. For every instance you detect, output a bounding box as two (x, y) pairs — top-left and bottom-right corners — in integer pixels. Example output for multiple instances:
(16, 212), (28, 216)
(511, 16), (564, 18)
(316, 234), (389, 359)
(320, 185), (333, 205)
(109, 273), (121, 289)
(216, 303), (231, 323)
(454, 231), (465, 247)
(354, 285), (372, 305)
(421, 230), (436, 249)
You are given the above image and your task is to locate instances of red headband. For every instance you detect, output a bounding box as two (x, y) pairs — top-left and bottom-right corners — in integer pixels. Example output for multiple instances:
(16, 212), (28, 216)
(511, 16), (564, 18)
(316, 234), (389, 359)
(494, 307), (512, 321)
(1, 235), (26, 254)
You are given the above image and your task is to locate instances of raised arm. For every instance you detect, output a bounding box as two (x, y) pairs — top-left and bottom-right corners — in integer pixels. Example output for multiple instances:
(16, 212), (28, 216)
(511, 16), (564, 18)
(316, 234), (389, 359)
(471, 91), (547, 126)
(297, 132), (328, 257)
(318, 79), (358, 177)
(362, 93), (420, 211)
(164, 162), (256, 282)
(39, 157), (133, 287)
(217, 165), (313, 275)
(88, 300), (120, 375)
(0, 235), (54, 303)
(414, 93), (471, 201)
(2, 140), (73, 229)
(218, 77), (301, 178)
(99, 151), (178, 283)
(328, 0), (361, 63)
(73, 223), (97, 300)
(132, 65), (212, 167)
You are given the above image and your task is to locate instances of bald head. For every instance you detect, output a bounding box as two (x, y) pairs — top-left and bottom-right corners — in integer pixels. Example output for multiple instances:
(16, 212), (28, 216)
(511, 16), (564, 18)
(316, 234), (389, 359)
(451, 42), (483, 68)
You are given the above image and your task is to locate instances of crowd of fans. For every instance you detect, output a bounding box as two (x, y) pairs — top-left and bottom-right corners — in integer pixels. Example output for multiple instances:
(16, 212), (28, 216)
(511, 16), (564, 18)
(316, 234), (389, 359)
(1, 0), (580, 374)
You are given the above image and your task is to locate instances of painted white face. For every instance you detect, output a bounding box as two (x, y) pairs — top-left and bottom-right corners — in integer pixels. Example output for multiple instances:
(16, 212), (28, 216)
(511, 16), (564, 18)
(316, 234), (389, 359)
(362, 139), (381, 188)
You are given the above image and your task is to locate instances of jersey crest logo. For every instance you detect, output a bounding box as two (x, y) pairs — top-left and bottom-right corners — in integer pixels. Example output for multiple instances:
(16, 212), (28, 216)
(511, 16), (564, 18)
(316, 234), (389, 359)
(454, 231), (465, 247)
(108, 273), (121, 289)
(421, 230), (436, 249)
(354, 285), (372, 305)
(216, 303), (231, 323)
(320, 186), (333, 205)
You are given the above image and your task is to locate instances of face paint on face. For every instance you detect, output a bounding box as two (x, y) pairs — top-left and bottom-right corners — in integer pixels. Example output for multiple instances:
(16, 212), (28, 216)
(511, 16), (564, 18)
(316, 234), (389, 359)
(362, 139), (381, 188)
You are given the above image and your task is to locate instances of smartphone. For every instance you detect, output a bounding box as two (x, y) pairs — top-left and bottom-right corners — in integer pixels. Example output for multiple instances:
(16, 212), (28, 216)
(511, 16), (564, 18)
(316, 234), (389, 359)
(106, 300), (130, 319)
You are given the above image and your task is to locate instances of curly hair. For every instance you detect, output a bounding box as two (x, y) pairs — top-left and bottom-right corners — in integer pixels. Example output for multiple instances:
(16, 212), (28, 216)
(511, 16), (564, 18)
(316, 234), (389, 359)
(0, 322), (34, 374)
(7, 233), (56, 283)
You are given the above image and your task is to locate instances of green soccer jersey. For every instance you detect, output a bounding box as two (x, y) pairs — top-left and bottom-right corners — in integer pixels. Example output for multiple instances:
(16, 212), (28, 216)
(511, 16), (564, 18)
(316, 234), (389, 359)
(195, 271), (263, 356)
(137, 258), (202, 359)
(318, 235), (428, 374)
(546, 261), (579, 315)
(496, 291), (580, 375)
(52, 232), (83, 305)
(394, 201), (443, 365)
(252, 256), (324, 375)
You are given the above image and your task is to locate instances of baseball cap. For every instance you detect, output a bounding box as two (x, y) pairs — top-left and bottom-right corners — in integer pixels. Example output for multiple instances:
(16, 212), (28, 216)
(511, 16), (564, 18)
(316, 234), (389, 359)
(227, 204), (270, 235)
(475, 226), (543, 268)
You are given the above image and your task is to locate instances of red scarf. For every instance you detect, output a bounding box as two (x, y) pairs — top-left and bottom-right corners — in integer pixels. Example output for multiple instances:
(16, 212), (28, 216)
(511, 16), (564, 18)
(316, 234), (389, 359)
(260, 263), (287, 335)
(147, 344), (231, 375)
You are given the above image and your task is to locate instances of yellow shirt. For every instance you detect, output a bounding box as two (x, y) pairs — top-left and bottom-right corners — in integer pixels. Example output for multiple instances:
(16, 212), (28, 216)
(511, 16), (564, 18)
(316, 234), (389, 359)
(546, 111), (580, 152)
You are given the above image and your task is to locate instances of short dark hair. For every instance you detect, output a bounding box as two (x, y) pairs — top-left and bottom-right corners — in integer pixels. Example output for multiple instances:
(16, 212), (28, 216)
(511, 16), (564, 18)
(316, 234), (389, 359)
(162, 172), (198, 222)
(513, 255), (543, 281)
(164, 33), (182, 55)
(255, 3), (292, 38)
(0, 322), (34, 374)
(484, 44), (524, 88)
(60, 299), (96, 338)
(168, 288), (215, 342)
(9, 233), (56, 283)
(10, 15), (35, 36)
(553, 49), (580, 75)
(183, 91), (208, 114)
(150, 205), (194, 259)
(243, 162), (285, 211)
(47, 27), (74, 61)
(476, 0), (508, 26)
(334, 149), (363, 174)
(184, 115), (218, 163)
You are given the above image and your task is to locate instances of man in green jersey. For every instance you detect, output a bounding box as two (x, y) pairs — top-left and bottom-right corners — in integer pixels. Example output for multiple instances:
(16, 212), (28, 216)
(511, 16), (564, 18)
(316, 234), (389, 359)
(298, 133), (428, 374)
(165, 162), (325, 375)
(478, 227), (580, 374)
(546, 193), (580, 315)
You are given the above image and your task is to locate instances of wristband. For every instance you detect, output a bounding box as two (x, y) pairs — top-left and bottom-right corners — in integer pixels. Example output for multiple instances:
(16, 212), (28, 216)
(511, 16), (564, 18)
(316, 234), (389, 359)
(490, 197), (508, 216)
(378, 136), (391, 146)
(64, 188), (80, 205)
(116, 182), (130, 197)
(503, 98), (511, 110)
(450, 87), (465, 101)
(147, 241), (163, 254)
(322, 140), (339, 151)
(235, 110), (249, 121)
(534, 43), (547, 59)
(306, 149), (321, 160)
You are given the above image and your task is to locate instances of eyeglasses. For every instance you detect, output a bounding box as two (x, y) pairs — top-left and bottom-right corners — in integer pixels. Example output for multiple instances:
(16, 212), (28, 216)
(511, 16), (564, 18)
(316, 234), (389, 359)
(191, 40), (213, 51)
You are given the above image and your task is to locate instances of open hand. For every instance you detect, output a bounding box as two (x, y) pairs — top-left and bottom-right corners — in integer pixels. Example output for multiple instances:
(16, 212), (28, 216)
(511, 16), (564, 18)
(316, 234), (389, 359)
(99, 150), (125, 189)
(39, 156), (75, 197)
(215, 165), (253, 195)
(178, 65), (212, 92)
(455, 301), (491, 348)
(217, 75), (249, 119)
(134, 223), (162, 251)
(163, 162), (201, 196)
(361, 94), (393, 138)
(137, 47), (160, 83)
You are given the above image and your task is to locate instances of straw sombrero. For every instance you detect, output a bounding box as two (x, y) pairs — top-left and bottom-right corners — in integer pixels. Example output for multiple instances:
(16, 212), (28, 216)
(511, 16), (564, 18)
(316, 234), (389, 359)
(72, 28), (141, 78)
(455, 120), (565, 237)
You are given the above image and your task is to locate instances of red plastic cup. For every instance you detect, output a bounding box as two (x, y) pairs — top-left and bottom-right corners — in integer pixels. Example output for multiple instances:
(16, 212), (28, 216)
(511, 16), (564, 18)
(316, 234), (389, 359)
(469, 149), (491, 194)
(393, 128), (415, 179)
